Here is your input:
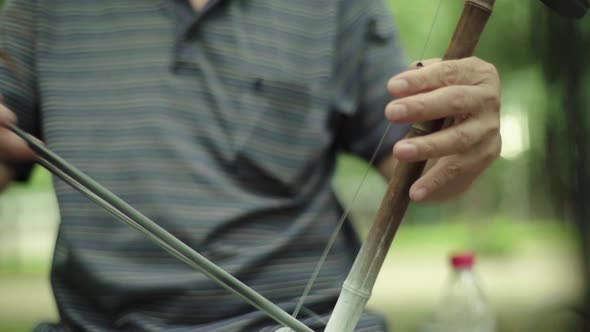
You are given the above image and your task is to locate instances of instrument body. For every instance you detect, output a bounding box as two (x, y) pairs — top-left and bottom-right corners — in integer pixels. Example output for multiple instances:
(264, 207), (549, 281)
(324, 1), (496, 331)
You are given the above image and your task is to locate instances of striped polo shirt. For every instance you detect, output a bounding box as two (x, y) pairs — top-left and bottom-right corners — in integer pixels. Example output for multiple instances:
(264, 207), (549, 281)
(0, 0), (408, 331)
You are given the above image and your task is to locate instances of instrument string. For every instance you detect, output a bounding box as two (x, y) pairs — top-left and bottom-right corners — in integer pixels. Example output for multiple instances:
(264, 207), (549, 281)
(291, 123), (392, 319)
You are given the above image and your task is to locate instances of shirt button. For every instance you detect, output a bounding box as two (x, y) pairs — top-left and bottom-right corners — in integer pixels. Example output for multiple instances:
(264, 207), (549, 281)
(253, 78), (264, 92)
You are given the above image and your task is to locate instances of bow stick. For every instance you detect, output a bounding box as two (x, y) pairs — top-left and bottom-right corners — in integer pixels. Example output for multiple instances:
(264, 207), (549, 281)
(324, 1), (496, 331)
(6, 125), (314, 332)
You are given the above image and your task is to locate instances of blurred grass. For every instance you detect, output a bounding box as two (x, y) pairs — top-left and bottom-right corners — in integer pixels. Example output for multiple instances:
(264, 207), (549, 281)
(0, 259), (50, 277)
(1, 323), (32, 332)
(393, 216), (575, 255)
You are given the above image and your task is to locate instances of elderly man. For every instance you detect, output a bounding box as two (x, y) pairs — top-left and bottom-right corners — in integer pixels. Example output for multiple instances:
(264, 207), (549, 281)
(0, 0), (500, 331)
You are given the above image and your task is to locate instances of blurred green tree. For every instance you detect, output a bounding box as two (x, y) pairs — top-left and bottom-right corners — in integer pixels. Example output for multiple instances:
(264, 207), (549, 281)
(531, 5), (590, 329)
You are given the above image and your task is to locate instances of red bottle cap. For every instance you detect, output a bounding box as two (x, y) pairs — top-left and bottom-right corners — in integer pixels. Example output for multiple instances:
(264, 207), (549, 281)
(450, 253), (475, 269)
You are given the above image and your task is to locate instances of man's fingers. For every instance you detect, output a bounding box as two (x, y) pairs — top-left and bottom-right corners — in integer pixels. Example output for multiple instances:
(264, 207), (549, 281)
(393, 113), (496, 162)
(408, 137), (501, 201)
(0, 105), (36, 160)
(0, 127), (36, 160)
(0, 104), (17, 125)
(388, 57), (499, 98)
(385, 85), (499, 123)
(384, 56), (502, 202)
(410, 158), (479, 202)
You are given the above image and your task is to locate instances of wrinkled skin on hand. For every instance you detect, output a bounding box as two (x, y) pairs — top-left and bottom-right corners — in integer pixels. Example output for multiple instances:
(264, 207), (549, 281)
(385, 57), (502, 202)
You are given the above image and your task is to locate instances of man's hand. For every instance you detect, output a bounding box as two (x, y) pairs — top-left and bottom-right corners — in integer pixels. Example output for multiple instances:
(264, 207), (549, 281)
(384, 57), (501, 202)
(0, 103), (35, 191)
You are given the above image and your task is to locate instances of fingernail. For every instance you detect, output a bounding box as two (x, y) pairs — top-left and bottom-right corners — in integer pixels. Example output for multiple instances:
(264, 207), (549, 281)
(387, 104), (407, 121)
(412, 188), (427, 201)
(395, 142), (417, 159)
(388, 79), (408, 94)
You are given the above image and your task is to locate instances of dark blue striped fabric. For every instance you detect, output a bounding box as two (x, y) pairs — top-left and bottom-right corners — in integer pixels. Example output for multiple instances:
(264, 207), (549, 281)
(0, 0), (408, 331)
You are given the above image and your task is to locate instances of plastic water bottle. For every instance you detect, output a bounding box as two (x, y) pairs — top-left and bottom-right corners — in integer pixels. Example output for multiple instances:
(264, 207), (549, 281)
(419, 253), (496, 332)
